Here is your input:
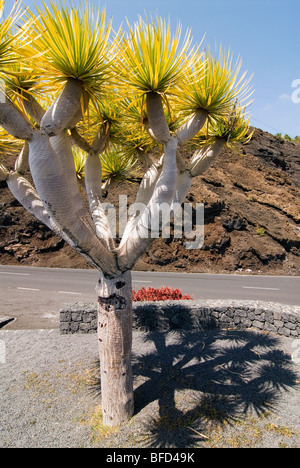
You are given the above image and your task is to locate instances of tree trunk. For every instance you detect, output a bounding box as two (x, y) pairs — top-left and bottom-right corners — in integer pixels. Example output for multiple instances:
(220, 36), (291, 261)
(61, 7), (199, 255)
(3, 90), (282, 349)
(97, 270), (134, 427)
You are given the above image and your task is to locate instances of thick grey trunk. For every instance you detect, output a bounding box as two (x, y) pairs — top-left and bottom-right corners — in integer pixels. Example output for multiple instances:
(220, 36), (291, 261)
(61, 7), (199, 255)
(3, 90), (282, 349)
(40, 79), (83, 136)
(49, 131), (94, 229)
(97, 271), (134, 427)
(146, 92), (170, 144)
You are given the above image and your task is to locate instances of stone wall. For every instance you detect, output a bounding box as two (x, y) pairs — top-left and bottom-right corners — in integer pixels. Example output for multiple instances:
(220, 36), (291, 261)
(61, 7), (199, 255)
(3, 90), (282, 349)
(60, 300), (300, 338)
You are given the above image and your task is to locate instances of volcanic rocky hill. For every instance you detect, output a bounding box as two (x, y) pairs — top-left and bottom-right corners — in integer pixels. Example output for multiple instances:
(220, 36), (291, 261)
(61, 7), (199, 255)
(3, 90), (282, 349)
(0, 127), (299, 275)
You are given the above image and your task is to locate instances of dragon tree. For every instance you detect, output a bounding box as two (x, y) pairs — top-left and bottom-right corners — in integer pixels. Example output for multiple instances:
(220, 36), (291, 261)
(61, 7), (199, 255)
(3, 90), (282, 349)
(0, 0), (253, 426)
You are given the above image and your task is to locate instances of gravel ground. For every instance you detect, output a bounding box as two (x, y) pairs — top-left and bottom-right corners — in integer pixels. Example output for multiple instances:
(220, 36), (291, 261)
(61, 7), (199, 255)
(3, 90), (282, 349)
(0, 328), (300, 448)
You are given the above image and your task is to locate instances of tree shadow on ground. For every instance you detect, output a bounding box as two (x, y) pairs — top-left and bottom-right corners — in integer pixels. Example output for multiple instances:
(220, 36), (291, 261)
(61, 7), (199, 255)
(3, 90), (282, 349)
(130, 329), (299, 448)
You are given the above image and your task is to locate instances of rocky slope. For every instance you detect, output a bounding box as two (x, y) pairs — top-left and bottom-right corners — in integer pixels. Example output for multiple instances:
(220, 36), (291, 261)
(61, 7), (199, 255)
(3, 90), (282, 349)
(0, 128), (299, 275)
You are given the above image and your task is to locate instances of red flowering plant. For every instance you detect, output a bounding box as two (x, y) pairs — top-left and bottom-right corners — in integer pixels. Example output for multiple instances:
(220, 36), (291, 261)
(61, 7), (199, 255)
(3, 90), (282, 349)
(132, 286), (193, 302)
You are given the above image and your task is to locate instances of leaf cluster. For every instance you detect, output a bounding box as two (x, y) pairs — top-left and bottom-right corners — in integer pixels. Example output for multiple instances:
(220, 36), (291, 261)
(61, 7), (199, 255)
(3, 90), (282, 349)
(24, 0), (112, 102)
(0, 0), (23, 71)
(0, 0), (255, 180)
(174, 47), (253, 120)
(115, 15), (193, 95)
(72, 145), (139, 185)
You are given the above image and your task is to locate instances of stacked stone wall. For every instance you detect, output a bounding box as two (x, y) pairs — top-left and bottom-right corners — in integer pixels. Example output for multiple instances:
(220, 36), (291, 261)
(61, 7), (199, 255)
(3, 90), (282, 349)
(60, 300), (300, 338)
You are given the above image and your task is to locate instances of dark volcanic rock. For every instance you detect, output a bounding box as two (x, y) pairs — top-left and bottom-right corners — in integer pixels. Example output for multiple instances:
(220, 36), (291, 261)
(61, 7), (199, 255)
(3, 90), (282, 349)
(0, 127), (299, 275)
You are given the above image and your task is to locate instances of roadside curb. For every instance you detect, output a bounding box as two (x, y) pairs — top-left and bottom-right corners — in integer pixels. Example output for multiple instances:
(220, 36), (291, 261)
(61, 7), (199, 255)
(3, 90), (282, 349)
(60, 299), (300, 338)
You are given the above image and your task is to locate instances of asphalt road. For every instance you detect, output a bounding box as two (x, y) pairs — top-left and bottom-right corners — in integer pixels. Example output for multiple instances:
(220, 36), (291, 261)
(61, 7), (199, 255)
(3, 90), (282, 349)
(0, 265), (299, 329)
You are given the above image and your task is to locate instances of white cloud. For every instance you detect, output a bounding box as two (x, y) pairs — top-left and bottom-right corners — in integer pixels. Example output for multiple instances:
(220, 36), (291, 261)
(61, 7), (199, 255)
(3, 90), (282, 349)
(262, 103), (273, 112)
(278, 93), (292, 103)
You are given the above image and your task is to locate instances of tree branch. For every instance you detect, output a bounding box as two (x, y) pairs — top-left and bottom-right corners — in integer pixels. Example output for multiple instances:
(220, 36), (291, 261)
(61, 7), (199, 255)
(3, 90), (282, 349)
(85, 150), (115, 250)
(6, 171), (116, 269)
(121, 156), (163, 242)
(70, 127), (92, 153)
(172, 138), (226, 208)
(7, 171), (67, 237)
(22, 93), (46, 125)
(188, 137), (225, 177)
(0, 96), (35, 140)
(0, 163), (9, 181)
(146, 92), (171, 144)
(40, 78), (83, 136)
(28, 131), (119, 275)
(172, 171), (192, 206)
(14, 142), (29, 174)
(176, 109), (208, 145)
(118, 137), (178, 270)
(92, 125), (109, 154)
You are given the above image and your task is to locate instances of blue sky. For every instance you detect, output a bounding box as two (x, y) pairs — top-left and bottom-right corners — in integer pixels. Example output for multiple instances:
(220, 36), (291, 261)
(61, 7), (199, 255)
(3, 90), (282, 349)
(5, 0), (300, 137)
